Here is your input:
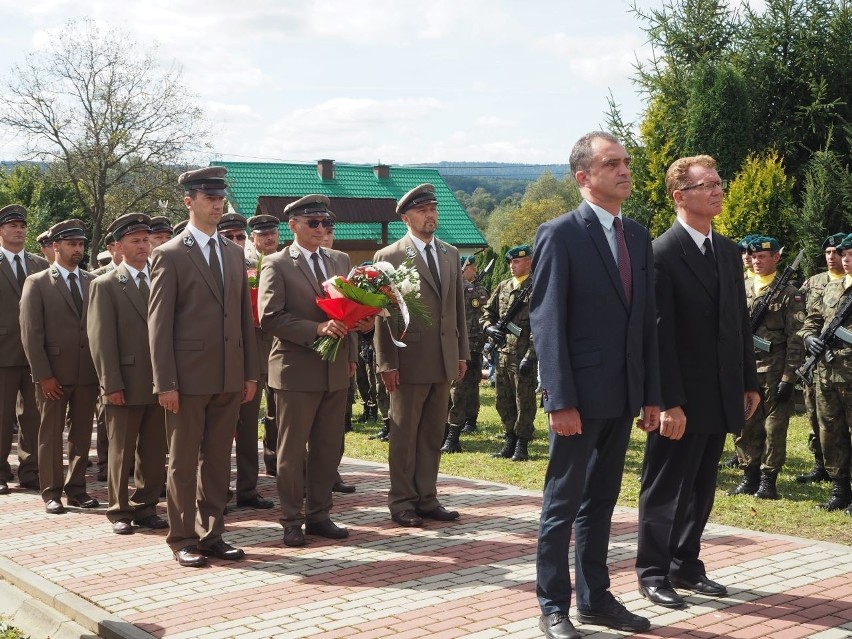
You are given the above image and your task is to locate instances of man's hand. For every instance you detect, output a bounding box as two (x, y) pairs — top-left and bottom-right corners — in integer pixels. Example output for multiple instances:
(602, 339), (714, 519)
(518, 357), (535, 376)
(744, 390), (761, 420)
(659, 406), (686, 440)
(456, 360), (467, 382)
(635, 405), (660, 432)
(775, 381), (794, 403)
(353, 317), (375, 333)
(549, 407), (582, 436)
(380, 369), (400, 393)
(105, 390), (125, 406)
(804, 335), (826, 358)
(317, 319), (348, 338)
(241, 380), (258, 404)
(485, 325), (507, 347)
(159, 390), (179, 414)
(39, 377), (63, 401)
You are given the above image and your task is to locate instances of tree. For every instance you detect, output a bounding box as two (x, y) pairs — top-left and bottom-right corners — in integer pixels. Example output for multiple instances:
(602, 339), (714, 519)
(0, 18), (209, 265)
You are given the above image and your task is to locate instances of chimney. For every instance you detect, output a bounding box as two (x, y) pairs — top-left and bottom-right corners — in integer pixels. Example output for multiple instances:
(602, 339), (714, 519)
(373, 164), (390, 179)
(317, 159), (335, 180)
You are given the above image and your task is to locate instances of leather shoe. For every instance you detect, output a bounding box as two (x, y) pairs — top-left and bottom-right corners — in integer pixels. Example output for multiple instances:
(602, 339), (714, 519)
(639, 583), (685, 608)
(332, 481), (356, 494)
(134, 515), (169, 529)
(112, 520), (134, 535)
(67, 494), (99, 508)
(45, 499), (65, 514)
(198, 539), (245, 561)
(416, 505), (459, 521)
(538, 612), (580, 639)
(391, 509), (424, 527)
(282, 525), (306, 547)
(305, 519), (349, 540)
(96, 470), (107, 482)
(0, 481), (8, 495)
(576, 593), (650, 632)
(265, 465), (277, 477)
(19, 480), (40, 491)
(236, 495), (274, 509)
(670, 575), (728, 596)
(174, 546), (207, 567)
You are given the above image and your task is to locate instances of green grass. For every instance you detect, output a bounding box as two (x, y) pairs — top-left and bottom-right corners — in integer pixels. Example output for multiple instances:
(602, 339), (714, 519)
(0, 616), (28, 639)
(343, 384), (852, 546)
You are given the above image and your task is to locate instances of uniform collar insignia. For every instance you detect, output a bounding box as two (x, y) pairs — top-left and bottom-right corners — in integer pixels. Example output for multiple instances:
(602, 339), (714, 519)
(0, 254), (4, 263)
(438, 242), (447, 254)
(50, 268), (59, 279)
(118, 273), (128, 284)
(221, 237), (229, 246)
(183, 234), (195, 247)
(405, 246), (416, 259)
(289, 246), (300, 259)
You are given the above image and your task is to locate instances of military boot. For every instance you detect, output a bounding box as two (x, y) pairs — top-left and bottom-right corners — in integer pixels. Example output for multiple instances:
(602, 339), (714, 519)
(817, 479), (852, 511)
(727, 465), (760, 496)
(492, 433), (518, 459)
(722, 453), (739, 469)
(357, 402), (370, 423)
(441, 424), (463, 453)
(460, 418), (478, 434)
(754, 471), (780, 500)
(796, 464), (830, 483)
(370, 418), (390, 442)
(344, 412), (353, 433)
(511, 438), (529, 462)
(369, 404), (379, 422)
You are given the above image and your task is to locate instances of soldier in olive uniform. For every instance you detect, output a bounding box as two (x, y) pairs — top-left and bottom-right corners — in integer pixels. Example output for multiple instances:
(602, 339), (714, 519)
(797, 232), (846, 484)
(727, 236), (804, 499)
(799, 233), (852, 513)
(440, 255), (490, 453)
(482, 245), (537, 462)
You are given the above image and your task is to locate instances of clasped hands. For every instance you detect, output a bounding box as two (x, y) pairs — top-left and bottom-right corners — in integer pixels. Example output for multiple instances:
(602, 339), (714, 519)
(317, 317), (374, 339)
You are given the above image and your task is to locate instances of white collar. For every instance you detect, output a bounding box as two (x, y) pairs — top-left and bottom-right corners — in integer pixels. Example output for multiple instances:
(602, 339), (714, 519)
(677, 217), (713, 251)
(586, 201), (622, 230)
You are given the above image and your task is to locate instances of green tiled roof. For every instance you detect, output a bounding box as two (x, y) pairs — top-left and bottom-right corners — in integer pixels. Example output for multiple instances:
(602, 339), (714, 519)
(212, 161), (487, 247)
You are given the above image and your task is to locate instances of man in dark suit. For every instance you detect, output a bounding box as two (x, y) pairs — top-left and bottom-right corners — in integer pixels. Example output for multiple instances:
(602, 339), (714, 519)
(373, 184), (470, 528)
(20, 219), (100, 514)
(148, 167), (259, 567)
(531, 131), (660, 639)
(0, 204), (49, 494)
(88, 213), (168, 534)
(636, 154), (760, 609)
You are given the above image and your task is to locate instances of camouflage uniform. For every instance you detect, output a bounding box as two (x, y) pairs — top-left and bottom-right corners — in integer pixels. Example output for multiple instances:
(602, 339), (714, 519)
(800, 278), (852, 486)
(356, 332), (378, 421)
(735, 277), (805, 474)
(449, 281), (489, 427)
(481, 277), (537, 440)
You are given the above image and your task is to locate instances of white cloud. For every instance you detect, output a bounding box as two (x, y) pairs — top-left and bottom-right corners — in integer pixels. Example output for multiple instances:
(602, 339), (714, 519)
(534, 32), (649, 87)
(476, 115), (514, 129)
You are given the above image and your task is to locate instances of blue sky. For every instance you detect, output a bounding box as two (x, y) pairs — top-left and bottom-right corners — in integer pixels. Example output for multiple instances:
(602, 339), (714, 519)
(0, 0), (762, 166)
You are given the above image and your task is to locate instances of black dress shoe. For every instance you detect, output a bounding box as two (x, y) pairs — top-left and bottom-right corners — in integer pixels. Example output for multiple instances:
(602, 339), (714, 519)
(416, 505), (459, 521)
(45, 499), (65, 514)
(134, 515), (169, 529)
(18, 480), (40, 491)
(282, 525), (306, 547)
(236, 495), (274, 509)
(0, 481), (8, 495)
(174, 546), (207, 567)
(576, 593), (650, 632)
(332, 481), (356, 494)
(639, 583), (685, 608)
(538, 612), (580, 639)
(96, 470), (107, 482)
(306, 519), (349, 539)
(670, 575), (728, 596)
(67, 494), (99, 508)
(391, 509), (424, 527)
(198, 539), (245, 561)
(112, 520), (134, 535)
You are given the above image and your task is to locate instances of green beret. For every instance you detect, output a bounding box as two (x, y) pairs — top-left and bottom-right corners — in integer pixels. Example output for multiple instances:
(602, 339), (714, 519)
(505, 244), (532, 261)
(823, 233), (846, 250)
(838, 234), (852, 252)
(746, 236), (780, 253)
(738, 234), (757, 251)
(461, 255), (476, 268)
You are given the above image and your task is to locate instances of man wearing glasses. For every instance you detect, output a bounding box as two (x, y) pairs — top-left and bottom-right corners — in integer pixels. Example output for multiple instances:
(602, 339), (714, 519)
(636, 155), (759, 609)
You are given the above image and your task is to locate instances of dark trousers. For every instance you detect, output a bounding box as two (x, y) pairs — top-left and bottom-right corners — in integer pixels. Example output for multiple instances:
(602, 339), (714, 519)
(0, 366), (40, 484)
(636, 430), (726, 586)
(262, 383), (277, 471)
(536, 414), (632, 614)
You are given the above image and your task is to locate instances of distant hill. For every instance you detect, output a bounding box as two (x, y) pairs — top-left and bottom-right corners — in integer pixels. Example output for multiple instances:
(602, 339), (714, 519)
(408, 162), (570, 200)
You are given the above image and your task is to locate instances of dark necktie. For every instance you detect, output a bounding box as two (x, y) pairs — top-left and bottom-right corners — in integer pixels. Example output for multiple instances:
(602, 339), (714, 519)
(311, 253), (326, 289)
(425, 243), (441, 297)
(68, 272), (83, 316)
(208, 238), (224, 296)
(137, 272), (150, 304)
(13, 254), (25, 289)
(613, 217), (632, 305)
(703, 238), (717, 273)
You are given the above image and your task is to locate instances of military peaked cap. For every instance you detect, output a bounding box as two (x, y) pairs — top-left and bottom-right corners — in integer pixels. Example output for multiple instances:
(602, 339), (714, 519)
(178, 166), (228, 196)
(397, 183), (437, 215)
(284, 194), (331, 219)
(107, 213), (152, 242)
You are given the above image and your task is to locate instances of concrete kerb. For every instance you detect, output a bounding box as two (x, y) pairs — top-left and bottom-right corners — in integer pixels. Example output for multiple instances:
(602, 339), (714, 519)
(0, 556), (154, 639)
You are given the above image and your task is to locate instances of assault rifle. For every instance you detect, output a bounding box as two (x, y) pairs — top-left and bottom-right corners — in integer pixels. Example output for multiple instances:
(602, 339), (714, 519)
(482, 284), (532, 359)
(473, 258), (495, 287)
(796, 291), (852, 387)
(750, 248), (805, 352)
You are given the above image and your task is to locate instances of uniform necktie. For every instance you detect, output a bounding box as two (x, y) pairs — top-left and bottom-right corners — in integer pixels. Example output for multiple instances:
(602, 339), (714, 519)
(311, 253), (326, 290)
(208, 238), (224, 296)
(68, 272), (83, 315)
(425, 243), (441, 297)
(703, 238), (717, 273)
(137, 272), (150, 304)
(13, 254), (25, 289)
(613, 217), (632, 305)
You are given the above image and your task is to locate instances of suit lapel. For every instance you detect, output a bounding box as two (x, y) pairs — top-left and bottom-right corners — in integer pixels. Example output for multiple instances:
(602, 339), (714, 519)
(289, 245), (324, 297)
(79, 271), (91, 325)
(436, 240), (450, 300)
(51, 267), (80, 317)
(0, 254), (21, 297)
(672, 222), (718, 301)
(117, 264), (148, 321)
(404, 236), (440, 298)
(580, 203), (628, 309)
(183, 230), (224, 307)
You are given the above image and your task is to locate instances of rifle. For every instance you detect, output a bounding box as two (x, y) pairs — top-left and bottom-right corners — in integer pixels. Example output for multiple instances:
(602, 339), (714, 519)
(796, 290), (852, 387)
(473, 258), (495, 287)
(750, 248), (804, 352)
(482, 284), (532, 359)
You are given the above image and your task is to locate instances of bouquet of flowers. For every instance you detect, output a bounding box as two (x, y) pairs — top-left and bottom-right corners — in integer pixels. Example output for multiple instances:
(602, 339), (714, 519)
(246, 254), (262, 327)
(313, 259), (430, 361)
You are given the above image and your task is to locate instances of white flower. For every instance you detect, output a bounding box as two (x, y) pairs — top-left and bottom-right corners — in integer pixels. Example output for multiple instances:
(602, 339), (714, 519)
(372, 261), (395, 274)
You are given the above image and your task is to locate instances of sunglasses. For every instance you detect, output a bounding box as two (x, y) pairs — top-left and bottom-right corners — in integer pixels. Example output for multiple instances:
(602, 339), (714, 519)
(223, 233), (246, 241)
(303, 219), (335, 229)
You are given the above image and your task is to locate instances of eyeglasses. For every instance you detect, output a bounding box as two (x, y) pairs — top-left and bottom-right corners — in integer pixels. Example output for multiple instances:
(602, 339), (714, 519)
(303, 219), (335, 229)
(680, 180), (727, 192)
(223, 233), (246, 241)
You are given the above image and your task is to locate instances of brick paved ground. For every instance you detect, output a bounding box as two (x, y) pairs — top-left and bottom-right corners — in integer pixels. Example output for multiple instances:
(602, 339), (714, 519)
(1, 443), (852, 639)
